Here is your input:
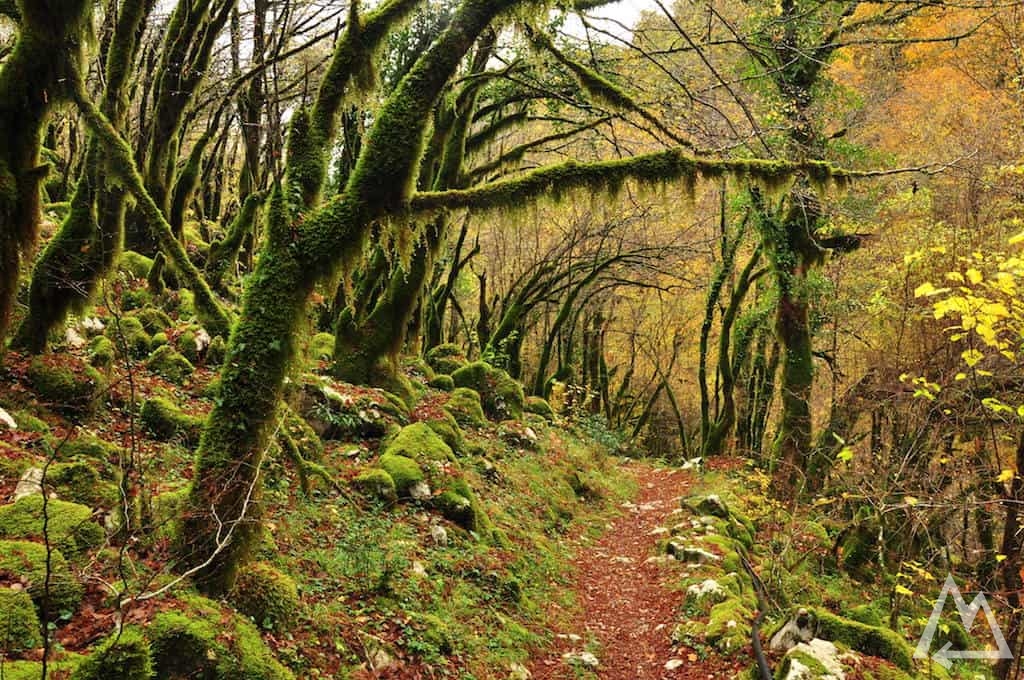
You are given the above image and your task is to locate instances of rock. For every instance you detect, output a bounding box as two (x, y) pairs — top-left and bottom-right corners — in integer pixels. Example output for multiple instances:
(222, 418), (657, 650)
(65, 327), (86, 349)
(563, 651), (599, 670)
(411, 561), (427, 577)
(410, 481), (432, 501)
(681, 456), (703, 470)
(664, 658), (684, 670)
(429, 523), (448, 546)
(686, 579), (727, 604)
(770, 608), (817, 652)
(782, 639), (846, 680)
(509, 662), (532, 679)
(80, 316), (105, 335)
(13, 468), (44, 501)
(666, 540), (720, 564)
(194, 328), (212, 355)
(0, 407), (16, 430)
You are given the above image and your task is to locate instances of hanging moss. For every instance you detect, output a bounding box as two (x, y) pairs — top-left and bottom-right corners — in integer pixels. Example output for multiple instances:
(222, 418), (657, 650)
(71, 627), (152, 680)
(0, 588), (43, 653)
(229, 562), (301, 633)
(0, 539), (83, 614)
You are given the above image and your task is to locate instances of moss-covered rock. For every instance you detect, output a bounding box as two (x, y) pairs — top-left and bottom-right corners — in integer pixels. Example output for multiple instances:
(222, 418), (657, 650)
(353, 468), (397, 502)
(705, 597), (753, 653)
(379, 454), (425, 496)
(148, 594), (294, 680)
(525, 396), (555, 420)
(425, 343), (466, 376)
(428, 374), (455, 391)
(130, 307), (174, 334)
(175, 328), (203, 363)
(811, 607), (914, 671)
(0, 588), (43, 653)
(383, 423), (455, 463)
(424, 411), (465, 454)
(309, 332), (335, 361)
(61, 435), (120, 470)
(146, 345), (195, 385)
(229, 562), (301, 633)
(444, 387), (487, 429)
(49, 461), (119, 509)
(71, 627), (152, 680)
(150, 332), (169, 349)
(0, 495), (104, 557)
(27, 355), (104, 416)
(296, 378), (408, 440)
(0, 540), (83, 613)
(106, 315), (152, 359)
(11, 410), (50, 434)
(207, 335), (227, 366)
(118, 251), (154, 279)
(88, 335), (116, 369)
(140, 397), (203, 445)
(451, 361), (525, 421)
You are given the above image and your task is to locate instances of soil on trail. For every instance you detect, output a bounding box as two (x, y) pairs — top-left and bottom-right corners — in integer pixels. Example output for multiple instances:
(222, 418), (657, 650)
(529, 462), (743, 680)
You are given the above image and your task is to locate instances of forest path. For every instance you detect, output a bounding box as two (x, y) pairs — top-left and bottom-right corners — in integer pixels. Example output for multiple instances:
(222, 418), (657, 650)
(528, 462), (736, 679)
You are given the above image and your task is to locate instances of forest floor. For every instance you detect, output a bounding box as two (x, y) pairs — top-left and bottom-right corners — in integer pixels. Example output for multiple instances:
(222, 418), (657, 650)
(528, 461), (744, 680)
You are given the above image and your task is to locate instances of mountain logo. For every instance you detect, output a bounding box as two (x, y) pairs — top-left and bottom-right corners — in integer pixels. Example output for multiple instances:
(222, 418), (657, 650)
(914, 574), (1013, 669)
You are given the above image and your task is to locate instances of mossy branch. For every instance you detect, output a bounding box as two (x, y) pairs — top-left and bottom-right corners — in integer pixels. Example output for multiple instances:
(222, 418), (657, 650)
(467, 117), (610, 183)
(412, 150), (856, 214)
(525, 25), (693, 149)
(68, 74), (232, 338)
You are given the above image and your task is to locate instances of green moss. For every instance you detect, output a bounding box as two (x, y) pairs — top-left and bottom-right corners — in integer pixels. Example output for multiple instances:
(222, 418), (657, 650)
(444, 387), (487, 428)
(118, 251), (154, 279)
(425, 411), (465, 454)
(130, 307), (173, 334)
(140, 397), (203, 445)
(428, 374), (454, 391)
(61, 435), (119, 466)
(49, 460), (119, 508)
(705, 597), (753, 653)
(353, 468), (397, 501)
(384, 422), (455, 463)
(88, 335), (116, 369)
(207, 335), (227, 365)
(525, 396), (555, 420)
(229, 562), (301, 633)
(150, 486), (188, 543)
(310, 332), (335, 361)
(106, 315), (151, 359)
(451, 361), (524, 420)
(425, 343), (465, 376)
(0, 539), (83, 613)
(849, 603), (884, 627)
(71, 627), (152, 680)
(150, 332), (168, 348)
(146, 345), (195, 384)
(0, 495), (104, 557)
(27, 355), (104, 416)
(0, 588), (43, 653)
(379, 454), (424, 496)
(148, 595), (294, 680)
(774, 648), (828, 679)
(812, 607), (914, 670)
(175, 328), (200, 363)
(11, 410), (49, 434)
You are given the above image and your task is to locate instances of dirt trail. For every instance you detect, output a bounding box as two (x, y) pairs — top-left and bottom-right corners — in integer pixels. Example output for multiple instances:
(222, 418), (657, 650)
(529, 462), (739, 680)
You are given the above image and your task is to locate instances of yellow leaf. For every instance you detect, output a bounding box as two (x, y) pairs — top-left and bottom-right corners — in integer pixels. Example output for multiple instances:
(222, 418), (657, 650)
(962, 349), (984, 367)
(946, 272), (965, 283)
(997, 554), (1008, 563)
(998, 469), (1016, 483)
(895, 584), (914, 596)
(914, 282), (937, 298)
(967, 268), (984, 284)
(1010, 230), (1024, 245)
(905, 495), (919, 506)
(954, 373), (967, 381)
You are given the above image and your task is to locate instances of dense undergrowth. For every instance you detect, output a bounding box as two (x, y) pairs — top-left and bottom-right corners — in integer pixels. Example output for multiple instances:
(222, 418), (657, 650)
(0, 259), (635, 679)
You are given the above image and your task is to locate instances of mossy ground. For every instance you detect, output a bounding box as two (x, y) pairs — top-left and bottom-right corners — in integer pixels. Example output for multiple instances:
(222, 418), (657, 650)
(0, 328), (637, 677)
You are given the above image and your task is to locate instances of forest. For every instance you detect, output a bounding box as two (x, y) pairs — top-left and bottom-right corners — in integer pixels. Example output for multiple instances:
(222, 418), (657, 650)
(0, 0), (1022, 677)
